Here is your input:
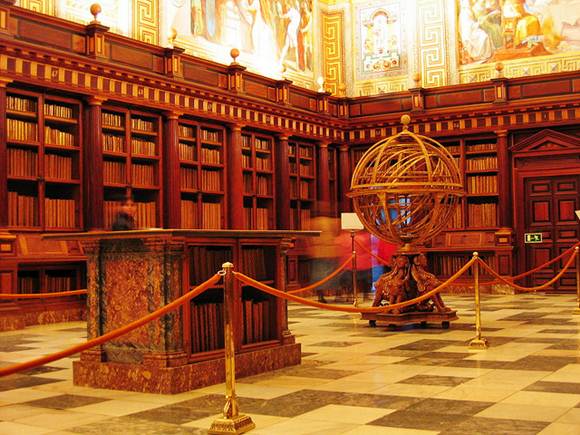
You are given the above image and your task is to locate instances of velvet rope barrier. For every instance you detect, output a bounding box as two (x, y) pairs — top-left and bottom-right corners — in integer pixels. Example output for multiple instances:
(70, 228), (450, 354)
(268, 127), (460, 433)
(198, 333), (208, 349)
(0, 289), (88, 299)
(234, 256), (476, 314)
(477, 250), (577, 292)
(354, 239), (391, 265)
(287, 254), (353, 295)
(0, 274), (221, 378)
(480, 241), (580, 286)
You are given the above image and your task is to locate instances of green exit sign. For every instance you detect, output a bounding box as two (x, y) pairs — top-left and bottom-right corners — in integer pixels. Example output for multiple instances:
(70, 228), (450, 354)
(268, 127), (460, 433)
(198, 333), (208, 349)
(525, 233), (543, 243)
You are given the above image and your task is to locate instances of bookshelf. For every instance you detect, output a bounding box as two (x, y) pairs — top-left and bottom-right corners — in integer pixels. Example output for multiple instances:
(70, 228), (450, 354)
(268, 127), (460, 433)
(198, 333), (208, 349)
(101, 107), (161, 229)
(178, 121), (225, 229)
(289, 141), (316, 229)
(328, 146), (339, 217)
(185, 239), (281, 358)
(6, 90), (82, 230)
(241, 133), (275, 229)
(17, 263), (85, 294)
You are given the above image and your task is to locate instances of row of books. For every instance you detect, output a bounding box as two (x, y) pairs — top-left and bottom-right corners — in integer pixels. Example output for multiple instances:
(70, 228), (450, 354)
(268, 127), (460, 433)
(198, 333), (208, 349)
(45, 153), (74, 180)
(103, 161), (126, 184)
(45, 126), (75, 147)
(201, 129), (220, 142)
(201, 202), (222, 229)
(45, 275), (75, 292)
(243, 207), (270, 230)
(103, 200), (121, 228)
(8, 192), (38, 226)
(255, 175), (271, 196)
(468, 202), (497, 227)
(102, 112), (123, 127)
(7, 148), (37, 177)
(7, 95), (37, 113)
(289, 208), (312, 230)
(131, 138), (156, 156)
(132, 163), (156, 186)
(446, 205), (463, 228)
(179, 142), (196, 161)
(18, 276), (39, 294)
(467, 143), (496, 152)
(467, 175), (498, 194)
(243, 299), (272, 344)
(466, 156), (498, 171)
(136, 201), (157, 228)
(200, 147), (221, 164)
(45, 198), (76, 228)
(191, 302), (224, 353)
(200, 170), (222, 191)
(254, 137), (271, 151)
(240, 247), (271, 280)
(131, 117), (155, 132)
(445, 145), (461, 154)
(243, 174), (252, 194)
(180, 167), (198, 189)
(7, 119), (38, 142)
(290, 179), (312, 198)
(178, 124), (195, 138)
(181, 199), (199, 228)
(190, 246), (232, 282)
(103, 133), (125, 153)
(44, 103), (74, 119)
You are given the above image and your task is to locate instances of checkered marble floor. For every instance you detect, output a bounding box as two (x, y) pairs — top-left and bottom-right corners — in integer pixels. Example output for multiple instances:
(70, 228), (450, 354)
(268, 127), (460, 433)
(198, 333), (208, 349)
(1, 294), (580, 434)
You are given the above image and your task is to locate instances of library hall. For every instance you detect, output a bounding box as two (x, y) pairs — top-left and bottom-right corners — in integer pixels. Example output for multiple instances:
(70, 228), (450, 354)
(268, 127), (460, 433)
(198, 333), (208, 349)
(0, 1), (579, 434)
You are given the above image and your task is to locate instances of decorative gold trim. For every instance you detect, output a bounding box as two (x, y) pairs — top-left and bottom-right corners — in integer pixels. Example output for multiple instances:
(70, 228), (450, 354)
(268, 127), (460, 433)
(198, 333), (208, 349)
(132, 0), (158, 45)
(322, 10), (345, 95)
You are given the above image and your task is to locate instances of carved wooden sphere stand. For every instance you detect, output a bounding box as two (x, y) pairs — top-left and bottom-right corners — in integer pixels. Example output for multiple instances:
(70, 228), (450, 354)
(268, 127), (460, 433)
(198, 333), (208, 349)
(349, 115), (464, 328)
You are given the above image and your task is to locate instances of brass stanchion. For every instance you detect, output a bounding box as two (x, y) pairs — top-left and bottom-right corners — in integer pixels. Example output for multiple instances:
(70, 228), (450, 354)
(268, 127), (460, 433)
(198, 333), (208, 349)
(574, 247), (580, 314)
(351, 230), (358, 307)
(209, 263), (255, 435)
(469, 252), (489, 349)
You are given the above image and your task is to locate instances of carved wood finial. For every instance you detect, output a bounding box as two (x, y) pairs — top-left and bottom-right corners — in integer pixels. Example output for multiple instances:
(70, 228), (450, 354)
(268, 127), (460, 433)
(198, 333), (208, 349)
(495, 62), (504, 78)
(230, 48), (240, 65)
(90, 3), (102, 24)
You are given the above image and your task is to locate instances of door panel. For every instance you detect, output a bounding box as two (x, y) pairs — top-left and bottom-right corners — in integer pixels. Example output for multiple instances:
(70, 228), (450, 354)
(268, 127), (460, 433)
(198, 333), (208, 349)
(524, 175), (579, 292)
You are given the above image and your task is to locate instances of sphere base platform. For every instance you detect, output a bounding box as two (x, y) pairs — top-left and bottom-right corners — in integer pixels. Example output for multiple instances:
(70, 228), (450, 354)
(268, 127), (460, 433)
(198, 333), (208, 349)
(362, 310), (458, 329)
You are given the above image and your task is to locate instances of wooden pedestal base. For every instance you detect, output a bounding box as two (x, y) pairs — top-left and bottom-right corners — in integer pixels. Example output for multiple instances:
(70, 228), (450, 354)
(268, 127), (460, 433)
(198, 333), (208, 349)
(73, 342), (301, 394)
(362, 310), (458, 329)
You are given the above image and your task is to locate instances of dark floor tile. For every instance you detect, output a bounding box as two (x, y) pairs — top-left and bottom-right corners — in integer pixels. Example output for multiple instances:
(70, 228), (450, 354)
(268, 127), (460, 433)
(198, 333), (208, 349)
(128, 404), (213, 425)
(311, 341), (361, 347)
(277, 365), (359, 380)
(524, 319), (575, 326)
(404, 398), (493, 416)
(0, 345), (34, 352)
(447, 323), (502, 332)
(371, 349), (426, 358)
(392, 339), (465, 351)
(421, 351), (472, 360)
(524, 381), (580, 395)
(316, 390), (422, 410)
(68, 416), (206, 434)
(538, 328), (579, 334)
(445, 360), (508, 369)
(440, 416), (548, 435)
(394, 356), (457, 367)
(515, 337), (564, 344)
(369, 410), (469, 431)
(176, 394), (237, 414)
(301, 352), (317, 357)
(20, 365), (64, 375)
(0, 375), (60, 392)
(502, 355), (580, 371)
(398, 374), (472, 387)
(548, 340), (580, 350)
(500, 313), (550, 321)
(24, 394), (108, 409)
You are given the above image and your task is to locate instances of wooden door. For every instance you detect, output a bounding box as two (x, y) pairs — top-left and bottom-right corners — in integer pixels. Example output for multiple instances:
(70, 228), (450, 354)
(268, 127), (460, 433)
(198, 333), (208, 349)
(524, 175), (579, 292)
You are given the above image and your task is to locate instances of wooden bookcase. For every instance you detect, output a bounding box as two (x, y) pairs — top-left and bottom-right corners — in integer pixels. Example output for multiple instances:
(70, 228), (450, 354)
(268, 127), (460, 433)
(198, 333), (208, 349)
(18, 262), (85, 294)
(241, 132), (275, 229)
(427, 137), (500, 279)
(178, 121), (225, 229)
(101, 107), (161, 229)
(6, 90), (82, 231)
(289, 141), (316, 229)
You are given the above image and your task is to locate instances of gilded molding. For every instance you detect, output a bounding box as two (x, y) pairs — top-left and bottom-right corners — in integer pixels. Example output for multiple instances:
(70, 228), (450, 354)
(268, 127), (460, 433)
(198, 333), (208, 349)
(17, 0), (54, 14)
(322, 10), (345, 95)
(417, 0), (448, 88)
(132, 0), (158, 45)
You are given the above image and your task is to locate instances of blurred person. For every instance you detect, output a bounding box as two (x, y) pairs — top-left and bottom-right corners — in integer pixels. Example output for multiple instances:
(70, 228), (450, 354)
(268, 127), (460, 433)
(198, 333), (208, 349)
(112, 195), (137, 231)
(307, 216), (341, 303)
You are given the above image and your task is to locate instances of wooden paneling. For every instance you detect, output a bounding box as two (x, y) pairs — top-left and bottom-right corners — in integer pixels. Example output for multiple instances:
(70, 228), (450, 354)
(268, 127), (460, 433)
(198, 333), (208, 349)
(18, 19), (72, 51)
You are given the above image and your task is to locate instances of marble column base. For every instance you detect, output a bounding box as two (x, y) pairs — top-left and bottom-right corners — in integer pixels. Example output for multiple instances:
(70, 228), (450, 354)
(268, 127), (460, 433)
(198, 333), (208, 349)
(73, 342), (301, 394)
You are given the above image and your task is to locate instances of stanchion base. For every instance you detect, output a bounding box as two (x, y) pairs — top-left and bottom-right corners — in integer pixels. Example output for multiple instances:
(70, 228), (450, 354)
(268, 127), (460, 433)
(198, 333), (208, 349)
(573, 307), (580, 315)
(361, 310), (458, 329)
(208, 414), (255, 434)
(469, 338), (489, 349)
